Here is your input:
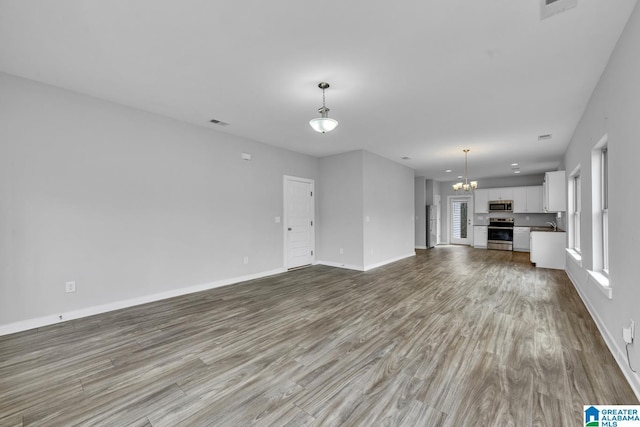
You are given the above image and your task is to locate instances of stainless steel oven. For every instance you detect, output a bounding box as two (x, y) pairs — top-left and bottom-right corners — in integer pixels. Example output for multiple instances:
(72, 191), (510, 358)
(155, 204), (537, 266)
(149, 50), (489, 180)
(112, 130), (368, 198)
(489, 200), (513, 213)
(487, 217), (514, 251)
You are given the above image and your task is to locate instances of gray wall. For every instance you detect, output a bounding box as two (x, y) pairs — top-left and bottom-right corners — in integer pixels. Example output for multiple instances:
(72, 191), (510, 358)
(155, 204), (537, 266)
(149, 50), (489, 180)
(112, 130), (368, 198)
(318, 150), (415, 270)
(318, 151), (364, 268)
(415, 177), (427, 248)
(0, 72), (319, 328)
(469, 174), (545, 189)
(0, 75), (417, 330)
(362, 151), (415, 268)
(425, 179), (442, 207)
(561, 3), (640, 395)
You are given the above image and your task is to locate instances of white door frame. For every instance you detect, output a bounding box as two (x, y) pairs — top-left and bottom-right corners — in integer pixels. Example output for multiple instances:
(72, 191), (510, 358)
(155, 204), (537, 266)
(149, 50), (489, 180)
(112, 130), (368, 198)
(447, 195), (473, 245)
(283, 175), (315, 269)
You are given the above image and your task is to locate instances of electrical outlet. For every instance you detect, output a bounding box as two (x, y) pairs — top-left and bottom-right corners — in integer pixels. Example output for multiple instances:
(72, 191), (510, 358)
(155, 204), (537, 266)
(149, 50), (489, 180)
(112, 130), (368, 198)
(623, 319), (634, 344)
(65, 281), (76, 293)
(243, 256), (249, 264)
(339, 248), (344, 254)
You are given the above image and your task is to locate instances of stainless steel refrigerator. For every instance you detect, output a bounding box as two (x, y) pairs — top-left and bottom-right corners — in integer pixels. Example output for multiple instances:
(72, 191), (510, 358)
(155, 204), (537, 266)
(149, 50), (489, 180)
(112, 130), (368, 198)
(426, 205), (439, 248)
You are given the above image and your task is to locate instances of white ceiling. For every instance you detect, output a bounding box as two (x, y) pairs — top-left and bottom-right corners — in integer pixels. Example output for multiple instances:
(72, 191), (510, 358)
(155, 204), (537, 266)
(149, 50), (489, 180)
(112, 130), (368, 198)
(1, 0), (637, 180)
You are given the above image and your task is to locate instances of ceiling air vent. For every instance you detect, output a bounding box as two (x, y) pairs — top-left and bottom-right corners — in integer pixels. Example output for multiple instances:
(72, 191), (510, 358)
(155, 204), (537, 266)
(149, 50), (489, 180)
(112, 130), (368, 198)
(209, 118), (229, 126)
(540, 0), (577, 20)
(538, 134), (553, 141)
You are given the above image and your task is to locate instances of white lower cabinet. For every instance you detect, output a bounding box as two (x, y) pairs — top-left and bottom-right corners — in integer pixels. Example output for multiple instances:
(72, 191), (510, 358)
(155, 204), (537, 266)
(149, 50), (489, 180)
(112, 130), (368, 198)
(530, 231), (566, 269)
(474, 226), (487, 248)
(513, 227), (530, 252)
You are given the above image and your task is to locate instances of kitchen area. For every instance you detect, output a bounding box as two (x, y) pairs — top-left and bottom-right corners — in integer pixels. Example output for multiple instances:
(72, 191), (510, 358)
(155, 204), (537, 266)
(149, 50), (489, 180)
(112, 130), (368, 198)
(471, 170), (567, 269)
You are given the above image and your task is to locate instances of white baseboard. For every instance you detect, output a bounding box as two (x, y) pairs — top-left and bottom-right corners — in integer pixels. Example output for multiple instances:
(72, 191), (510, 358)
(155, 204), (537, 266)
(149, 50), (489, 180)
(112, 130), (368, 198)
(0, 268), (286, 337)
(415, 246), (428, 250)
(363, 252), (416, 271)
(317, 252), (416, 272)
(316, 260), (364, 271)
(566, 268), (640, 400)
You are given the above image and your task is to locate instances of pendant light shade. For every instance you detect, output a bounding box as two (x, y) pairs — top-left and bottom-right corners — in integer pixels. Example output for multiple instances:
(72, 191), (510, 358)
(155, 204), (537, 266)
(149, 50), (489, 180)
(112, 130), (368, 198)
(309, 116), (338, 133)
(310, 82), (338, 133)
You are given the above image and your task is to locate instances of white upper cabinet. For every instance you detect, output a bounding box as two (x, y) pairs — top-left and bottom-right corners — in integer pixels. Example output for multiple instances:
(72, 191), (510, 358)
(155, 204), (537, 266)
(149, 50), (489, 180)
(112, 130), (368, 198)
(474, 183), (547, 213)
(526, 186), (543, 212)
(543, 171), (566, 212)
(514, 186), (543, 213)
(474, 189), (489, 213)
(512, 187), (527, 212)
(488, 187), (513, 201)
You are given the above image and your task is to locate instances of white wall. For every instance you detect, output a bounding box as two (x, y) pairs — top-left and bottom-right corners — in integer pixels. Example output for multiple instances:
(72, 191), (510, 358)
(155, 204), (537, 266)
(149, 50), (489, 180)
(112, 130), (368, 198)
(0, 72), (319, 332)
(561, 3), (640, 396)
(318, 150), (415, 270)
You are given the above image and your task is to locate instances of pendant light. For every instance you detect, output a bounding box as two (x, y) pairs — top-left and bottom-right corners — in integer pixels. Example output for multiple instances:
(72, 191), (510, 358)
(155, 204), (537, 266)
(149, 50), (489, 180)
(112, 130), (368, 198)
(309, 82), (338, 133)
(452, 149), (478, 191)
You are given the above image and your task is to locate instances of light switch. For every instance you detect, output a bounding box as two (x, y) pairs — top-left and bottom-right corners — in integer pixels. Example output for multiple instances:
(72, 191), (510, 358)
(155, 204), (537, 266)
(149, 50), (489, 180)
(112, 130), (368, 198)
(275, 216), (281, 223)
(241, 152), (251, 161)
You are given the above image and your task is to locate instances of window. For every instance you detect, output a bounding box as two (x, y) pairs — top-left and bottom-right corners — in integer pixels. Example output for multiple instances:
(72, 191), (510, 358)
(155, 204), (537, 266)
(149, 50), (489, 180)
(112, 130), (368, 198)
(601, 147), (609, 273)
(569, 171), (581, 253)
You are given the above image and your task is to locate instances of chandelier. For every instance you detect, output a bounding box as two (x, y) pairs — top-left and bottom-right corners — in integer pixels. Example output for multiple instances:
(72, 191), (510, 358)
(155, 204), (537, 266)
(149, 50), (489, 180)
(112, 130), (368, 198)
(452, 149), (478, 191)
(309, 82), (338, 133)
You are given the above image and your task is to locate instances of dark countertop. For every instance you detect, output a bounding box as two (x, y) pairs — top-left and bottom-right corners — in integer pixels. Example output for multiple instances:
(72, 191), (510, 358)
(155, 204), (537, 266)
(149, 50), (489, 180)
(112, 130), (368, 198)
(529, 226), (566, 232)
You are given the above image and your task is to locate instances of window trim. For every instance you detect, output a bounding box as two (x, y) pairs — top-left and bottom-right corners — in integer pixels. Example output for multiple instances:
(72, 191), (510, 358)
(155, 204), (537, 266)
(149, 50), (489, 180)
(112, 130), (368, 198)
(591, 134), (609, 279)
(568, 165), (581, 254)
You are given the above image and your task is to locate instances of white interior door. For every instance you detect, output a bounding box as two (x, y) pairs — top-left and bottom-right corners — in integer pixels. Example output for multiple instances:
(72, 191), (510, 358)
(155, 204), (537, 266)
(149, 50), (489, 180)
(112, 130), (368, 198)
(284, 176), (314, 269)
(450, 197), (471, 245)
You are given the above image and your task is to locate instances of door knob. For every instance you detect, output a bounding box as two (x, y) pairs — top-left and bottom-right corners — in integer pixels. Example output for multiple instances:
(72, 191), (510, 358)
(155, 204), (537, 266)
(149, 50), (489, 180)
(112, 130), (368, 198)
(288, 228), (292, 231)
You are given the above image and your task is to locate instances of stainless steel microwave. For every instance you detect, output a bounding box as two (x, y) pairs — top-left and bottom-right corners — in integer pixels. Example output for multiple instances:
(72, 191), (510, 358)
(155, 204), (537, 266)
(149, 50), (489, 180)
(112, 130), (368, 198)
(489, 200), (513, 212)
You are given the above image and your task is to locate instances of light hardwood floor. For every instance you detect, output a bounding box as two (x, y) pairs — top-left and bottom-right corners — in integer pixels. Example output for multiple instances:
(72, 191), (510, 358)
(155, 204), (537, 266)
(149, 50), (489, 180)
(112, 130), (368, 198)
(1, 246), (637, 426)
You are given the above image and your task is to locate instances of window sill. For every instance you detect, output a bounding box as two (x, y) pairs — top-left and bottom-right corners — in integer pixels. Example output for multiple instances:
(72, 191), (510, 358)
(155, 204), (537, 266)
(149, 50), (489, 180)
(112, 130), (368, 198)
(587, 270), (612, 299)
(566, 248), (582, 266)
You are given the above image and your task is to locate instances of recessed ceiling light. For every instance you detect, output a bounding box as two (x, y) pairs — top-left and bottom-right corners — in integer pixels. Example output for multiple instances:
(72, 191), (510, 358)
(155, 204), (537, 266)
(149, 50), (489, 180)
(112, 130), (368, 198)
(458, 175), (463, 179)
(511, 163), (519, 167)
(514, 170), (521, 174)
(445, 169), (452, 173)
(401, 156), (411, 160)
